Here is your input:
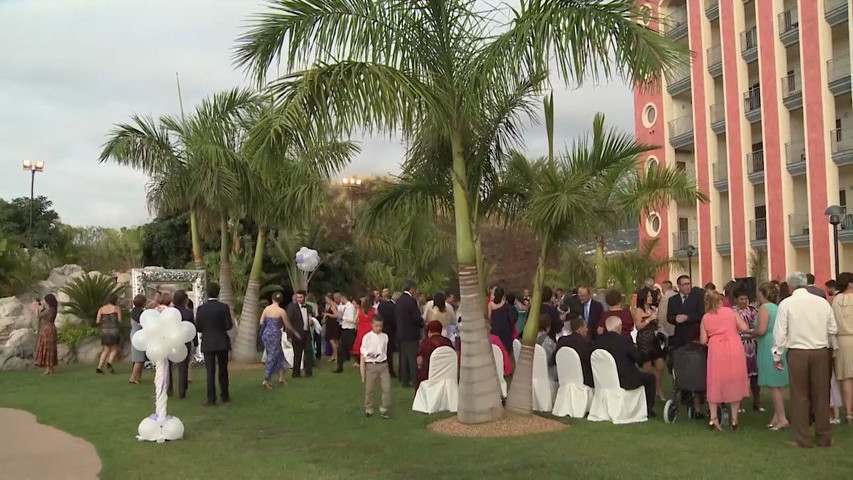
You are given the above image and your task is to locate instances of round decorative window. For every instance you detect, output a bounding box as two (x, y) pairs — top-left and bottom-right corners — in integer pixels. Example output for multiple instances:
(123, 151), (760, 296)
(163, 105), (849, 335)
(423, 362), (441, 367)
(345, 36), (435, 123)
(646, 211), (662, 237)
(640, 5), (652, 25)
(646, 155), (660, 171)
(642, 103), (657, 128)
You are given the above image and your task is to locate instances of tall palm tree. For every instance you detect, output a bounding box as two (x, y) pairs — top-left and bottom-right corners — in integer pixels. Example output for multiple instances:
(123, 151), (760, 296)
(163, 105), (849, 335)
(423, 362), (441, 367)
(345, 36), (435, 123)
(235, 0), (685, 424)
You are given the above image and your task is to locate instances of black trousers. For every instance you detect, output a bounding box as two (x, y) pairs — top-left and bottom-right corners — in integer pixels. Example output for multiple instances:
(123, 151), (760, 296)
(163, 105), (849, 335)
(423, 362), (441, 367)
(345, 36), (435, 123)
(398, 340), (419, 387)
(337, 329), (356, 371)
(314, 330), (323, 360)
(204, 349), (229, 403)
(292, 332), (313, 377)
(168, 342), (192, 398)
(387, 340), (397, 377)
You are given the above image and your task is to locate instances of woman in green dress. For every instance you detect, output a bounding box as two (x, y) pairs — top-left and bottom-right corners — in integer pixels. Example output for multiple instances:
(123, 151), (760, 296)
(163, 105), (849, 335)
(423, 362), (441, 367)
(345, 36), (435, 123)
(755, 282), (788, 430)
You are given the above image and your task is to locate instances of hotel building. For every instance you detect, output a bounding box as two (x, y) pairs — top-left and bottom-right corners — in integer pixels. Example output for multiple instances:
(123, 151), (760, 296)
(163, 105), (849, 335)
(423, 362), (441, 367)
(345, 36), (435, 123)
(635, 0), (853, 286)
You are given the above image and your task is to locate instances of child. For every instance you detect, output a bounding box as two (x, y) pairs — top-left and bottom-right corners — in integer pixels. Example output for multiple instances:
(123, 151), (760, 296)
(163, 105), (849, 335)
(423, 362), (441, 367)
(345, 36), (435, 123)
(360, 316), (391, 419)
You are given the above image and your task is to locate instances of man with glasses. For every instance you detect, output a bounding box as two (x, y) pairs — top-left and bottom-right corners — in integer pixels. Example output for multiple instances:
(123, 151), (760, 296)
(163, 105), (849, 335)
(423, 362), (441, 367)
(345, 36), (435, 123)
(666, 275), (705, 349)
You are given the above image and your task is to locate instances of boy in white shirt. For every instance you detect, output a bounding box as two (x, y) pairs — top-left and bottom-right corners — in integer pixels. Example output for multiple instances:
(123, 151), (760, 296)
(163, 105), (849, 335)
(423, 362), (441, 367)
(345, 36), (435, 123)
(360, 316), (391, 418)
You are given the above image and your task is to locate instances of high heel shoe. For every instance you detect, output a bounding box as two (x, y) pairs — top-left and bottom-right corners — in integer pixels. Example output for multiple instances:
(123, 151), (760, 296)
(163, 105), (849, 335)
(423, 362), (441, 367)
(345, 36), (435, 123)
(731, 422), (739, 431)
(96, 368), (103, 374)
(709, 418), (722, 431)
(107, 363), (115, 374)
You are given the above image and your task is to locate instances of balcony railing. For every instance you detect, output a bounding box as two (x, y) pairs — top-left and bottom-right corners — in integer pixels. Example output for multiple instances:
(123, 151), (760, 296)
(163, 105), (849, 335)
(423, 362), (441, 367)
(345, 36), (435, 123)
(826, 0), (848, 26)
(789, 213), (811, 247)
(665, 6), (688, 39)
(785, 140), (807, 175)
(750, 218), (768, 243)
(707, 45), (722, 76)
(744, 87), (761, 122)
(781, 70), (801, 97)
(747, 150), (765, 174)
(672, 229), (699, 253)
(831, 127), (853, 165)
(740, 26), (758, 62)
(710, 102), (726, 133)
(715, 224), (730, 247)
(706, 0), (719, 20)
(827, 56), (851, 95)
(713, 161), (728, 191)
(778, 7), (799, 45)
(668, 113), (694, 149)
(666, 65), (692, 96)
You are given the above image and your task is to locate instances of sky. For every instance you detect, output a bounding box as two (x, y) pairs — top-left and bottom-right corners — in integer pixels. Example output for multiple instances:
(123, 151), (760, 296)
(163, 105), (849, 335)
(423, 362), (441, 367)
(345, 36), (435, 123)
(0, 0), (633, 228)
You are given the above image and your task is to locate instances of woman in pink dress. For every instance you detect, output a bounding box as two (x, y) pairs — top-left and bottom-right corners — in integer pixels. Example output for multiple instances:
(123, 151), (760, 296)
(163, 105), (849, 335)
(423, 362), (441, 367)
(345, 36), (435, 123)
(699, 289), (751, 431)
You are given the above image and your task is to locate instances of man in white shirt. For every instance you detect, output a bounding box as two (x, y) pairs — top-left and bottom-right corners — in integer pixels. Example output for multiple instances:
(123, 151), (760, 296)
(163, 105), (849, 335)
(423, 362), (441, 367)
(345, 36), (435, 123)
(333, 295), (358, 373)
(773, 272), (838, 448)
(360, 316), (391, 418)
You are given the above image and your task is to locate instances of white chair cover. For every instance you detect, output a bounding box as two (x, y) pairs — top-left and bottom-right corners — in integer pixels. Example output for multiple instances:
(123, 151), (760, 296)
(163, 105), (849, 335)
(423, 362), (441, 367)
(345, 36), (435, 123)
(587, 349), (647, 424)
(282, 331), (297, 369)
(412, 346), (459, 414)
(492, 344), (507, 397)
(551, 347), (593, 418)
(532, 344), (556, 412)
(512, 339), (521, 364)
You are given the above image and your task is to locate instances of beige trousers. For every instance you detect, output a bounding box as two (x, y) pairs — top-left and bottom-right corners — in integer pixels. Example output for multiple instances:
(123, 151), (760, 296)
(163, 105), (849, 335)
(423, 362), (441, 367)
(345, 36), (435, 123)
(364, 362), (391, 413)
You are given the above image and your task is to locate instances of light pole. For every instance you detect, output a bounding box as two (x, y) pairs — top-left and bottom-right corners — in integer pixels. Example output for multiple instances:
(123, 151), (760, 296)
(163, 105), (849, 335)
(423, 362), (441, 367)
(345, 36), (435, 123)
(686, 244), (696, 280)
(825, 205), (844, 278)
(21, 160), (45, 252)
(342, 176), (362, 233)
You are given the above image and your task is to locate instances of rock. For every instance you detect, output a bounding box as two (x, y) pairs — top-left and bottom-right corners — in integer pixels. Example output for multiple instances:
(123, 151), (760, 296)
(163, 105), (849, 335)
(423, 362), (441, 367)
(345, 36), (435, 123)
(0, 297), (37, 333)
(57, 343), (76, 365)
(4, 328), (37, 357)
(0, 355), (32, 371)
(55, 313), (85, 329)
(57, 290), (71, 304)
(32, 280), (56, 297)
(116, 272), (132, 286)
(76, 336), (102, 364)
(47, 271), (68, 289)
(87, 271), (104, 279)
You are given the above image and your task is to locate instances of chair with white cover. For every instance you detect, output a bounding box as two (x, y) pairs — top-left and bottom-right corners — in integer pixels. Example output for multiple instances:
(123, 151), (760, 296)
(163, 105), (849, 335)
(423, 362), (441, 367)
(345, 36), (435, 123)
(492, 344), (507, 397)
(587, 349), (647, 424)
(551, 347), (593, 418)
(412, 346), (459, 414)
(532, 344), (557, 412)
(512, 338), (521, 364)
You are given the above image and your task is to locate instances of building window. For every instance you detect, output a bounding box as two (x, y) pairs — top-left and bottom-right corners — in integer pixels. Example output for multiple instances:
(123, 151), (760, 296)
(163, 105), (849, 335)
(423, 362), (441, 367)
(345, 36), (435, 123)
(640, 5), (652, 25)
(642, 103), (657, 127)
(646, 211), (662, 237)
(646, 155), (659, 171)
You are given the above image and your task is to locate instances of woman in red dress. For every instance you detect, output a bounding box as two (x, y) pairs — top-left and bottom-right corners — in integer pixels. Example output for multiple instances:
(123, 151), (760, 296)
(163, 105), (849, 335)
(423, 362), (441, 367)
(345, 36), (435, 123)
(351, 294), (376, 366)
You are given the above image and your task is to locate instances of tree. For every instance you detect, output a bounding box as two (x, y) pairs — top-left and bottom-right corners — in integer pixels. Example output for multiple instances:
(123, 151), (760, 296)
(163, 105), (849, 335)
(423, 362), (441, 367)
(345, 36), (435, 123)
(0, 196), (71, 253)
(235, 0), (685, 424)
(141, 214), (193, 268)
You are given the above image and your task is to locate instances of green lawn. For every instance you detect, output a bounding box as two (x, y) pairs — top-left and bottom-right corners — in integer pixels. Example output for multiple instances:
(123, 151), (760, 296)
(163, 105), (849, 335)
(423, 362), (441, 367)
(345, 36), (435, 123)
(1, 361), (851, 480)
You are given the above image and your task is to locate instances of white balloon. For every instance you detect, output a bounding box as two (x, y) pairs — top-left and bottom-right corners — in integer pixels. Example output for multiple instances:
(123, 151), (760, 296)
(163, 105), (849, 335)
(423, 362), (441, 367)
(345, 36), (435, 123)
(146, 343), (169, 363)
(140, 309), (160, 329)
(166, 328), (184, 346)
(137, 417), (160, 441)
(161, 417), (185, 441)
(162, 307), (182, 324)
(131, 329), (149, 351)
(178, 322), (197, 343)
(167, 344), (188, 363)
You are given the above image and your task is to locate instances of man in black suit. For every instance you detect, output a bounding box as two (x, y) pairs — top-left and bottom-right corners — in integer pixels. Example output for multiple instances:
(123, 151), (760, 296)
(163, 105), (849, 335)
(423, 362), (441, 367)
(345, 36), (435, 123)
(286, 290), (313, 378)
(666, 275), (705, 349)
(395, 280), (423, 388)
(169, 289), (196, 399)
(578, 286), (604, 340)
(195, 283), (233, 405)
(594, 316), (656, 417)
(377, 291), (399, 378)
(554, 314), (594, 388)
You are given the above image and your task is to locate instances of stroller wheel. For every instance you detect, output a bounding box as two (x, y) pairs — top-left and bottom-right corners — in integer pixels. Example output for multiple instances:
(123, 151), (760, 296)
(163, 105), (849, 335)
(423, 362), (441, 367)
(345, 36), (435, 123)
(663, 399), (678, 424)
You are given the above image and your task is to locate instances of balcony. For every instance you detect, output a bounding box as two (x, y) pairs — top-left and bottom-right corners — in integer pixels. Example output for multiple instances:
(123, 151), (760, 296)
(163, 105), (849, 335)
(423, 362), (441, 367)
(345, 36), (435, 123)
(710, 103), (726, 134)
(778, 7), (799, 46)
(668, 114), (694, 151)
(665, 6), (688, 40)
(785, 140), (807, 176)
(750, 218), (768, 248)
(826, 0), (848, 27)
(741, 26), (758, 63)
(781, 70), (802, 110)
(831, 128), (853, 165)
(706, 0), (719, 21)
(713, 161), (728, 192)
(666, 66), (692, 96)
(743, 87), (762, 123)
(747, 150), (765, 184)
(827, 56), (851, 95)
(672, 229), (699, 256)
(789, 213), (810, 248)
(707, 45), (722, 77)
(839, 213), (853, 244)
(715, 224), (731, 255)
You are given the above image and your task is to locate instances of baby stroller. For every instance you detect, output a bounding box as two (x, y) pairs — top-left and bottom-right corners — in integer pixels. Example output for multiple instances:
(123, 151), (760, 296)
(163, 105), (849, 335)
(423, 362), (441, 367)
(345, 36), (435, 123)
(663, 342), (708, 423)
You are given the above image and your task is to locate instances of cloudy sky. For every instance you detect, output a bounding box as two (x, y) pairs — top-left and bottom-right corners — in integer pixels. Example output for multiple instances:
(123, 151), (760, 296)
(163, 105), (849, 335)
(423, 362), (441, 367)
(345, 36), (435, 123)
(0, 0), (632, 228)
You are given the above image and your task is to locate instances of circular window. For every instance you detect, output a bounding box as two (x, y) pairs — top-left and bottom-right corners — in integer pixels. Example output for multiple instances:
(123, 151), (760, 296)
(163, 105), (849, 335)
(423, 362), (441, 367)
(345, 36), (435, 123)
(646, 211), (662, 237)
(640, 5), (652, 25)
(642, 103), (657, 128)
(646, 155), (660, 171)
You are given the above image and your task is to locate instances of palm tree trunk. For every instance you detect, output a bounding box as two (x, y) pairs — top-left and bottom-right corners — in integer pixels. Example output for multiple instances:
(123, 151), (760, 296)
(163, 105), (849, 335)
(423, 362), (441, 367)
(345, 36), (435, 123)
(505, 236), (547, 415)
(450, 129), (503, 424)
(233, 226), (265, 363)
(473, 229), (487, 299)
(594, 237), (606, 288)
(190, 209), (204, 270)
(218, 216), (235, 315)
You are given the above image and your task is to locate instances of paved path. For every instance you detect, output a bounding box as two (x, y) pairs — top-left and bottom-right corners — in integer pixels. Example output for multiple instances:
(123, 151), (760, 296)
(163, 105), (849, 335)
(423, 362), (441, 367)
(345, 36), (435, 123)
(0, 408), (101, 480)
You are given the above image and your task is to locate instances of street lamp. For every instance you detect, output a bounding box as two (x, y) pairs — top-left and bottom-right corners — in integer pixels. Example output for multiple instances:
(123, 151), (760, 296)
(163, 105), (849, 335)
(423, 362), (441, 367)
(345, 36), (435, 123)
(342, 176), (363, 232)
(825, 205), (844, 278)
(21, 160), (45, 252)
(685, 244), (696, 279)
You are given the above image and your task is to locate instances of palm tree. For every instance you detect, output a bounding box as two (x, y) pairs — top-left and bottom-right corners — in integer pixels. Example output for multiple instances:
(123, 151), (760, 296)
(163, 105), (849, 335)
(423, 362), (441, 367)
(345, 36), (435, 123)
(235, 0), (685, 424)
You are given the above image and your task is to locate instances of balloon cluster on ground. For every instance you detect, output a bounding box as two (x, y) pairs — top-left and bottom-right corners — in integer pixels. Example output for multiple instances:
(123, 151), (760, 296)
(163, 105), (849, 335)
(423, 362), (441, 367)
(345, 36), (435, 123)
(295, 247), (321, 273)
(131, 308), (197, 363)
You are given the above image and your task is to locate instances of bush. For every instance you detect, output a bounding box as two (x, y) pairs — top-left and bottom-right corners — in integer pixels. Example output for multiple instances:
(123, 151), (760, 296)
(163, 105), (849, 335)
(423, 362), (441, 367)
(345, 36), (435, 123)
(56, 323), (100, 347)
(62, 274), (125, 326)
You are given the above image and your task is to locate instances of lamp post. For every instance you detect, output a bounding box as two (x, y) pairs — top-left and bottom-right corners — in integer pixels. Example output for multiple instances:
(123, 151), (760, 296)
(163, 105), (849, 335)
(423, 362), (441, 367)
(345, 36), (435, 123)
(21, 160), (45, 252)
(825, 205), (844, 278)
(686, 244), (696, 280)
(342, 176), (362, 233)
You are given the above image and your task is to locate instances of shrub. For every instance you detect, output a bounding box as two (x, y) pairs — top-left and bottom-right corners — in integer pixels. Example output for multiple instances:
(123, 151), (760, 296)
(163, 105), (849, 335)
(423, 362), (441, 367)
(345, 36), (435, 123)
(56, 323), (100, 347)
(61, 274), (125, 326)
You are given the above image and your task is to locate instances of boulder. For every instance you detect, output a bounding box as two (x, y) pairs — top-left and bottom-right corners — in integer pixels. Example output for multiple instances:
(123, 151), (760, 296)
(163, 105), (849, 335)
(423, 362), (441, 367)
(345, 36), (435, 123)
(57, 343), (76, 365)
(116, 272), (132, 286)
(0, 355), (32, 371)
(47, 271), (68, 290)
(4, 328), (37, 357)
(76, 336), (102, 364)
(87, 271), (105, 279)
(57, 290), (71, 304)
(0, 297), (37, 333)
(32, 280), (56, 297)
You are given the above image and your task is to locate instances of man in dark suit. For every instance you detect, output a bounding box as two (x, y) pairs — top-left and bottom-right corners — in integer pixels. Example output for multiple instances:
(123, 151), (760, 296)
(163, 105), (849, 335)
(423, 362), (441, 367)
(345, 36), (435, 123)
(286, 290), (313, 378)
(377, 291), (399, 378)
(578, 286), (604, 340)
(806, 273), (828, 299)
(169, 289), (196, 399)
(540, 286), (563, 340)
(554, 314), (594, 388)
(595, 316), (656, 417)
(666, 275), (705, 349)
(195, 283), (233, 405)
(395, 280), (423, 388)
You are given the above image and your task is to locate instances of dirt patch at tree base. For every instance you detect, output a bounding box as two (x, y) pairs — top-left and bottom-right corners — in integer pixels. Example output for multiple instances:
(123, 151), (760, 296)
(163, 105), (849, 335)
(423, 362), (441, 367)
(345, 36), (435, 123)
(428, 413), (567, 437)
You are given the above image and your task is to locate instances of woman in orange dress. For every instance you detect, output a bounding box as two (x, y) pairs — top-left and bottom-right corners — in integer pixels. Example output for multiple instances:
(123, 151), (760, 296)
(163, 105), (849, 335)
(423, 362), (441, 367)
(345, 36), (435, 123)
(34, 294), (59, 375)
(351, 294), (376, 366)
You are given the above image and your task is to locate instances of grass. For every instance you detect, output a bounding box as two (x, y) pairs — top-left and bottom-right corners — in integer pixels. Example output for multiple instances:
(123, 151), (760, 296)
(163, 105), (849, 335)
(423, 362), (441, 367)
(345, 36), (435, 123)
(1, 360), (852, 480)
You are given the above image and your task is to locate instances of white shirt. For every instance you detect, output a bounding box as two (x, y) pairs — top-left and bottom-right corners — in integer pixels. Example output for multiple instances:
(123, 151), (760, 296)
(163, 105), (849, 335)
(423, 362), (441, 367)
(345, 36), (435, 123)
(341, 301), (357, 329)
(772, 288), (838, 361)
(360, 330), (388, 363)
(298, 304), (308, 330)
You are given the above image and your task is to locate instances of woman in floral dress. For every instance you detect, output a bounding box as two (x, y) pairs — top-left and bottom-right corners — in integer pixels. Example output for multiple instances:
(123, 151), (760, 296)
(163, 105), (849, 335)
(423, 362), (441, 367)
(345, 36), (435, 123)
(34, 294), (59, 375)
(733, 288), (762, 411)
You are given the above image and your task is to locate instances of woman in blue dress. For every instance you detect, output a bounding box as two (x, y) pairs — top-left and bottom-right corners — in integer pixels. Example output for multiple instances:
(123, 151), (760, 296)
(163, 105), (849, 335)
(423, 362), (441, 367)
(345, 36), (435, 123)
(260, 292), (296, 389)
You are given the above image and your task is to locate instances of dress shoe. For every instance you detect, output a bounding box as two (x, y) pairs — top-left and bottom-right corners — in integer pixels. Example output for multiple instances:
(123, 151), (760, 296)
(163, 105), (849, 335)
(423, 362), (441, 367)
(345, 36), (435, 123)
(204, 401), (217, 406)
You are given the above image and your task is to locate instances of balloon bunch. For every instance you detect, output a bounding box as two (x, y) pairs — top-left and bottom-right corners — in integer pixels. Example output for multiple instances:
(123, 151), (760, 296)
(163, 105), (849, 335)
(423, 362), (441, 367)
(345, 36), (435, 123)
(132, 307), (197, 443)
(295, 247), (321, 289)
